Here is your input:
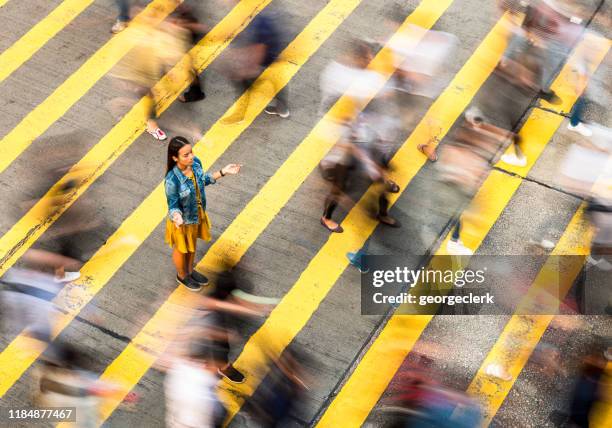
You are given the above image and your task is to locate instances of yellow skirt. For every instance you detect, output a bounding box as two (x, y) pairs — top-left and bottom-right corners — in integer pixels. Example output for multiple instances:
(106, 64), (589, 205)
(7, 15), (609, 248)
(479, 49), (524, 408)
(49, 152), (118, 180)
(165, 206), (211, 254)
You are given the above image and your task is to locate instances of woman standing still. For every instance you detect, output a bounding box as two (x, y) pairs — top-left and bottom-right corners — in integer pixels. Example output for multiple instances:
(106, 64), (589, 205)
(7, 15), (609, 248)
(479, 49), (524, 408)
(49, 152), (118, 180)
(165, 137), (241, 291)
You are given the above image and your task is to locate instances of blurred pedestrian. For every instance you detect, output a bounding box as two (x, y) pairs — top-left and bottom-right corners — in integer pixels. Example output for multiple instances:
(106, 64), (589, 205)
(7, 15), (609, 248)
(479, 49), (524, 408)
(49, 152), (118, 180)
(35, 342), (122, 428)
(164, 340), (227, 428)
(164, 137), (241, 291)
(221, 2), (289, 122)
(172, 4), (209, 103)
(437, 107), (515, 254)
(0, 267), (62, 341)
(111, 12), (200, 140)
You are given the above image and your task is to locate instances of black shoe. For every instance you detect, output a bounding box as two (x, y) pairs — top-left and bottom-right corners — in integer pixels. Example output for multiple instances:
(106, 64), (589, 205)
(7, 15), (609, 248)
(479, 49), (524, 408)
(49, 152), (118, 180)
(377, 215), (401, 228)
(176, 275), (202, 291)
(190, 270), (209, 286)
(218, 365), (245, 384)
(264, 105), (290, 118)
(538, 89), (562, 105)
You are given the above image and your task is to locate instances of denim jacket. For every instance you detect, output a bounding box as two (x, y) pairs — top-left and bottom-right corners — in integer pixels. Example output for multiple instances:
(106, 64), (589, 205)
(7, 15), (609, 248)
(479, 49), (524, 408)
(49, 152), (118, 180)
(165, 157), (216, 225)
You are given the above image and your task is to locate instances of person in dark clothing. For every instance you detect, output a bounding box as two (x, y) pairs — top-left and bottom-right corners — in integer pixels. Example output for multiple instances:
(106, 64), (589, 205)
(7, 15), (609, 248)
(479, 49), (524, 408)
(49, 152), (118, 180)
(222, 4), (289, 122)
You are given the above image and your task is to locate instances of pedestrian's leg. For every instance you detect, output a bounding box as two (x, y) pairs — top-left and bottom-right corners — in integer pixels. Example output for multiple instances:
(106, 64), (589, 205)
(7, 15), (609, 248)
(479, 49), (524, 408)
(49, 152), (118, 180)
(323, 195), (338, 221)
(172, 249), (188, 279)
(377, 183), (400, 227)
(144, 92), (166, 139)
(111, 0), (130, 33)
(452, 219), (461, 241)
(116, 0), (130, 22)
(321, 166), (346, 231)
(273, 82), (290, 116)
(567, 97), (592, 136)
(185, 251), (196, 275)
(570, 97), (585, 127)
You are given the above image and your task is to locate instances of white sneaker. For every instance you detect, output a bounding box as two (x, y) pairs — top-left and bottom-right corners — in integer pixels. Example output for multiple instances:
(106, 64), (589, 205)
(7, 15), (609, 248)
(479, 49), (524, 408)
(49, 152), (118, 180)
(567, 122), (592, 137)
(446, 239), (473, 256)
(111, 20), (128, 34)
(485, 363), (512, 381)
(54, 271), (81, 283)
(501, 153), (527, 167)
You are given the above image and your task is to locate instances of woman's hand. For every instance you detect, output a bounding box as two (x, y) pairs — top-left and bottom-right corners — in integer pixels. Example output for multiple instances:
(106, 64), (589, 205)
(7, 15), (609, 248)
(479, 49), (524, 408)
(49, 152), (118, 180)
(172, 212), (184, 228)
(221, 163), (242, 175)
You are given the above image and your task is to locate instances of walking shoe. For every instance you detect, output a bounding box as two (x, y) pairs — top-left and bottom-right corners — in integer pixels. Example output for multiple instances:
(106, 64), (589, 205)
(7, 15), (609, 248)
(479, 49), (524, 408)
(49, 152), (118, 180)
(111, 20), (128, 34)
(567, 122), (592, 137)
(218, 365), (245, 384)
(190, 270), (209, 286)
(264, 105), (290, 118)
(176, 275), (202, 292)
(347, 252), (369, 273)
(500, 153), (527, 167)
(485, 363), (512, 381)
(417, 143), (438, 161)
(538, 89), (562, 105)
(54, 271), (81, 283)
(446, 239), (473, 256)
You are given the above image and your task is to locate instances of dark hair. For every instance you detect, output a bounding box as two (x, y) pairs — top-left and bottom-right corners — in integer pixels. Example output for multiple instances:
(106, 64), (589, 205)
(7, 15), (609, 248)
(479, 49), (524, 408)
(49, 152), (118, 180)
(167, 136), (191, 174)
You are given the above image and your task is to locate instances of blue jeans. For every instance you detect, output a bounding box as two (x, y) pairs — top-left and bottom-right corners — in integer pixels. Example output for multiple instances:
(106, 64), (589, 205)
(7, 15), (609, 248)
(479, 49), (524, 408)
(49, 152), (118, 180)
(116, 0), (130, 22)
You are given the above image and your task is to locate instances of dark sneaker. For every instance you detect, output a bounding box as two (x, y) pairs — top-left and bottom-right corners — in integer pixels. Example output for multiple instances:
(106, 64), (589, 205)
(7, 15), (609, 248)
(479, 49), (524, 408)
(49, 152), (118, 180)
(190, 270), (209, 286)
(176, 275), (202, 292)
(218, 365), (245, 384)
(538, 89), (562, 105)
(264, 105), (290, 118)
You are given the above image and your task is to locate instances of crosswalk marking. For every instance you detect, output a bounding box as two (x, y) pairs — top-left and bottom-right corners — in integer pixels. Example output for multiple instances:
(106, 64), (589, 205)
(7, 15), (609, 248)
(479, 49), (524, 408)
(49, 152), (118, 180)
(316, 32), (610, 428)
(0, 0), (272, 280)
(0, 0), (95, 83)
(1, 0), (362, 402)
(85, 0), (454, 423)
(465, 208), (590, 425)
(0, 0), (277, 396)
(466, 149), (612, 425)
(0, 0), (181, 175)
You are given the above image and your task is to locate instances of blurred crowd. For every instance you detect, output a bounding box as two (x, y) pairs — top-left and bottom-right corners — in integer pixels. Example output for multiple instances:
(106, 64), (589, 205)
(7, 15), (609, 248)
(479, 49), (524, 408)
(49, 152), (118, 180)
(0, 0), (610, 426)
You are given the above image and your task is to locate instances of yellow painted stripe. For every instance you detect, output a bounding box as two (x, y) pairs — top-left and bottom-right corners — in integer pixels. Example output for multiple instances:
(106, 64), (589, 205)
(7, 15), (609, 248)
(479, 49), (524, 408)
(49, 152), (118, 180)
(0, 0), (272, 281)
(0, 0), (95, 83)
(0, 0), (274, 397)
(465, 208), (590, 426)
(317, 32), (610, 428)
(87, 0), (453, 423)
(0, 0), (10, 7)
(467, 153), (612, 425)
(0, 0), (181, 175)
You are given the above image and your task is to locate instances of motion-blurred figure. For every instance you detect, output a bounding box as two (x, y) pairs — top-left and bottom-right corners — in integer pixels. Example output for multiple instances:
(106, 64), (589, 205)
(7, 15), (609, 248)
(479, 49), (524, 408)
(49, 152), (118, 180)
(437, 107), (517, 254)
(111, 9), (203, 140)
(496, 0), (583, 107)
(221, 1), (289, 122)
(164, 339), (227, 428)
(369, 360), (482, 427)
(34, 342), (122, 428)
(319, 113), (401, 233)
(382, 5), (458, 162)
(0, 267), (62, 341)
(241, 347), (310, 427)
